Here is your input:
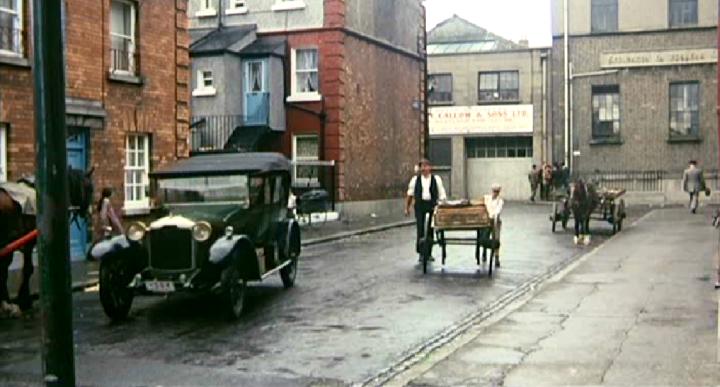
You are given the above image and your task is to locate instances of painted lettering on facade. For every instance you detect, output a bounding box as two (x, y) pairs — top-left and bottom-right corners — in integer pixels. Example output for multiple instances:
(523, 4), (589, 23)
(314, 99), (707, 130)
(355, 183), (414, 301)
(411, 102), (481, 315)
(429, 105), (534, 135)
(601, 48), (718, 68)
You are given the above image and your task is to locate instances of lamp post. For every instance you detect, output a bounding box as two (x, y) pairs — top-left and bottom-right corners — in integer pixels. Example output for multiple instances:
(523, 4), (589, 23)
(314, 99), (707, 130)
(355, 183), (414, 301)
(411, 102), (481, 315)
(32, 0), (76, 385)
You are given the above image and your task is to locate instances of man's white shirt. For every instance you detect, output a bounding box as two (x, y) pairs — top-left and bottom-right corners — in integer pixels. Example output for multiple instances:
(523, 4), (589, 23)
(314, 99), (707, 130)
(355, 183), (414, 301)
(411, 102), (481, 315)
(484, 194), (504, 220)
(407, 174), (447, 201)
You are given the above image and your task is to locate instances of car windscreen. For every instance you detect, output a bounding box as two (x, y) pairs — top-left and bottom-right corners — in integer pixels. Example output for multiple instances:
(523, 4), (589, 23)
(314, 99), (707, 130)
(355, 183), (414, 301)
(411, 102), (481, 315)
(157, 175), (250, 206)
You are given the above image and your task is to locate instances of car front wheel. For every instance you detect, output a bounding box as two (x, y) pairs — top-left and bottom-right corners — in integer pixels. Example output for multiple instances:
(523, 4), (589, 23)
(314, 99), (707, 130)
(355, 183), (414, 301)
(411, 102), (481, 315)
(221, 264), (246, 320)
(99, 256), (135, 321)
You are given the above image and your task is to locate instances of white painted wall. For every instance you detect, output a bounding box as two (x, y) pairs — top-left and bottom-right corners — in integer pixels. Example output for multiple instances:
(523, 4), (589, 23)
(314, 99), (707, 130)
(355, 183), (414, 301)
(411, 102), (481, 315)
(467, 158), (532, 201)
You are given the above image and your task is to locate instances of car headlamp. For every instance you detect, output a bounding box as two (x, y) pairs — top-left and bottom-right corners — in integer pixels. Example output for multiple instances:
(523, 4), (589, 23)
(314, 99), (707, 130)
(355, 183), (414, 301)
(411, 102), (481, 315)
(127, 222), (148, 242)
(192, 221), (212, 242)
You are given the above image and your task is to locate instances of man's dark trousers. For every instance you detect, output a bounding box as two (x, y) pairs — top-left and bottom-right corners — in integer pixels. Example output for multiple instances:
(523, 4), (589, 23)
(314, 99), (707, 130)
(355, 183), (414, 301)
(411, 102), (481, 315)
(415, 200), (435, 255)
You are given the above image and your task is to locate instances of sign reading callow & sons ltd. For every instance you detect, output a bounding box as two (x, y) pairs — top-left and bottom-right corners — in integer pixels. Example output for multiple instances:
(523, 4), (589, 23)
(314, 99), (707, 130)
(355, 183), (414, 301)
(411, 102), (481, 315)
(601, 48), (717, 68)
(429, 105), (533, 136)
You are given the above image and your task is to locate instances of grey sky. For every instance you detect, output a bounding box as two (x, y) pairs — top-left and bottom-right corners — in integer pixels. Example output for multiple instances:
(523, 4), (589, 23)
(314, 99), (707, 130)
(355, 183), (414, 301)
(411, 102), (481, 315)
(424, 0), (552, 48)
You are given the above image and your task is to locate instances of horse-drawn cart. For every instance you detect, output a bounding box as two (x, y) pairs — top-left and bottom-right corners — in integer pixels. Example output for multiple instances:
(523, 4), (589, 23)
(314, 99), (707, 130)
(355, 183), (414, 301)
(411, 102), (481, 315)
(419, 200), (499, 276)
(550, 188), (627, 234)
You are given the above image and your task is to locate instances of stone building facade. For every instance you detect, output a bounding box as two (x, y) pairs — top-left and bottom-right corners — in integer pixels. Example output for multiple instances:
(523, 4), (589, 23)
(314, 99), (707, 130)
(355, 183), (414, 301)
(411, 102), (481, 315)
(427, 16), (550, 201)
(0, 0), (190, 258)
(187, 0), (426, 215)
(551, 0), (718, 203)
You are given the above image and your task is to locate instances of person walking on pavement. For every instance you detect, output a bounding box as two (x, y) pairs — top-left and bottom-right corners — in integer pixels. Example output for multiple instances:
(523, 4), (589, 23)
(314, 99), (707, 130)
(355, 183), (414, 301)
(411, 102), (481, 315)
(95, 187), (124, 238)
(484, 183), (504, 267)
(681, 160), (706, 214)
(528, 164), (540, 202)
(405, 159), (447, 262)
(541, 163), (553, 200)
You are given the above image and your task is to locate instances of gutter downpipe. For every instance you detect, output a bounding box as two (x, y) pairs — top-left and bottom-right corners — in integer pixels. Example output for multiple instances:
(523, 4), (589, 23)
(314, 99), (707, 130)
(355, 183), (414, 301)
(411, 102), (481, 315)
(563, 0), (570, 169)
(541, 52), (548, 164)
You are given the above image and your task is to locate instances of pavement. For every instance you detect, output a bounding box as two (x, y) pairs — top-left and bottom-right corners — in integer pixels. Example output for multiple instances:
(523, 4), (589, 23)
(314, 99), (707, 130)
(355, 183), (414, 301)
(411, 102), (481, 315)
(392, 207), (720, 386)
(5, 211), (415, 300)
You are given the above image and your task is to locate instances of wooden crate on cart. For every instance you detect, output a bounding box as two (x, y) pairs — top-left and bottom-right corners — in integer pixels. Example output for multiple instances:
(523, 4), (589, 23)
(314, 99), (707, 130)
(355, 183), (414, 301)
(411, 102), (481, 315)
(434, 200), (492, 229)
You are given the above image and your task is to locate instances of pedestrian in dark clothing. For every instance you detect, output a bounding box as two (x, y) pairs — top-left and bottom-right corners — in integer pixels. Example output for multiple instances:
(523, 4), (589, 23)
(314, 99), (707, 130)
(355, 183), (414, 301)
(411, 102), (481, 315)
(541, 163), (553, 200)
(405, 159), (447, 262)
(682, 160), (707, 214)
(560, 162), (570, 191)
(528, 164), (540, 202)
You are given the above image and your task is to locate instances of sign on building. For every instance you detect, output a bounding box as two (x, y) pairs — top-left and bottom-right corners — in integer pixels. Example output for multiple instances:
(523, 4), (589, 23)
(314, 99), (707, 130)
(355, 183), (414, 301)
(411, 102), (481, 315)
(429, 105), (534, 136)
(600, 48), (718, 69)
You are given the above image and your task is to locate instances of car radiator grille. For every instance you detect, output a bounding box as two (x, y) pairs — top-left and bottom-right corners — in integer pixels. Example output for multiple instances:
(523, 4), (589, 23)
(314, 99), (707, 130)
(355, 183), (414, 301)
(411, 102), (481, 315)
(149, 227), (194, 271)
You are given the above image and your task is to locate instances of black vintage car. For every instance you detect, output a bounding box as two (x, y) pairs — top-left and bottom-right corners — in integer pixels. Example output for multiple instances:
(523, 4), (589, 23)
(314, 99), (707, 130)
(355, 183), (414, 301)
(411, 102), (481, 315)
(92, 152), (301, 320)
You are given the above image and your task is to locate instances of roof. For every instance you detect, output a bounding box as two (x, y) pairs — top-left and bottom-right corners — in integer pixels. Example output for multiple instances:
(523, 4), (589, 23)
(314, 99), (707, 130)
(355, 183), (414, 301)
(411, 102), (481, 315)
(240, 36), (287, 56)
(190, 25), (257, 54)
(427, 15), (522, 54)
(151, 153), (291, 178)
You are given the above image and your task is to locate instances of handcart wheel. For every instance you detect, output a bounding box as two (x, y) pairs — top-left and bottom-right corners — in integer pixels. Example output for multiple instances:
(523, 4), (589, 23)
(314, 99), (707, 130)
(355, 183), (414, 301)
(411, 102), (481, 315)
(551, 203), (559, 233)
(422, 213), (432, 274)
(487, 249), (494, 277)
(615, 199), (626, 232)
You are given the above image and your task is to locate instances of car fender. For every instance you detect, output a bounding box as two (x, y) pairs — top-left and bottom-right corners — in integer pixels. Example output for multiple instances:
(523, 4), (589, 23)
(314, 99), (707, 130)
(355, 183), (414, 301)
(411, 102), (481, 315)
(91, 235), (131, 260)
(209, 235), (261, 279)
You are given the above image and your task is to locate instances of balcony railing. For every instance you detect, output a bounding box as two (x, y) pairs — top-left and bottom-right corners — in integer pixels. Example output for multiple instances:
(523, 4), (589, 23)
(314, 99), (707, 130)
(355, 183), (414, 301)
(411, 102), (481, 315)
(190, 115), (244, 153)
(0, 26), (24, 56)
(110, 47), (139, 75)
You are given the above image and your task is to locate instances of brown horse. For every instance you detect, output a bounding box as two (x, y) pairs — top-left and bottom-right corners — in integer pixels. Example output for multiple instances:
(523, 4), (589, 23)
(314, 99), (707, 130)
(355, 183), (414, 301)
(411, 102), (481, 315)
(569, 178), (599, 245)
(0, 168), (94, 316)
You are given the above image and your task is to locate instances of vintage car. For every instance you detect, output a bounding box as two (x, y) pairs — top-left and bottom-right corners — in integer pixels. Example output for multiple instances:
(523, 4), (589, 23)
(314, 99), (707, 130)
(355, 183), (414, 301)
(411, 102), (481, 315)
(93, 152), (301, 320)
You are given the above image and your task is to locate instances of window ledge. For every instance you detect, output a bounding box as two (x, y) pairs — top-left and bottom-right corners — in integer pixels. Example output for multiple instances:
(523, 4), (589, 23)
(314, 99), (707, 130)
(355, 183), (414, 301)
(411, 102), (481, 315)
(196, 8), (218, 17)
(192, 87), (217, 97)
(108, 72), (144, 85)
(271, 0), (306, 12)
(0, 55), (30, 68)
(287, 93), (322, 103)
(589, 137), (623, 145)
(123, 206), (151, 216)
(226, 7), (248, 15)
(668, 136), (702, 144)
(429, 101), (455, 106)
(477, 99), (521, 105)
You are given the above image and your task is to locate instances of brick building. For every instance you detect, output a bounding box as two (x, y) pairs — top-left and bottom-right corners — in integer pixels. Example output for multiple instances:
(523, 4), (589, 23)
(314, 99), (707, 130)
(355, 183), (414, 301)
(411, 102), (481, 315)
(188, 0), (426, 215)
(551, 0), (718, 203)
(0, 0), (190, 258)
(427, 16), (550, 201)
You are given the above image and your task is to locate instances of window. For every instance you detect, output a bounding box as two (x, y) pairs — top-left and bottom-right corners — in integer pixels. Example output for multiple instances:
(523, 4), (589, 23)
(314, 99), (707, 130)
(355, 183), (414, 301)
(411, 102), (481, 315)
(591, 0), (618, 33)
(226, 0), (247, 14)
(124, 134), (150, 210)
(591, 85), (621, 139)
(197, 0), (217, 16)
(158, 175), (250, 207)
(110, 0), (137, 75)
(478, 71), (519, 103)
(670, 82), (700, 138)
(293, 135), (320, 185)
(0, 123), (7, 182)
(193, 70), (216, 97)
(429, 138), (452, 166)
(0, 0), (23, 56)
(289, 48), (320, 101)
(669, 0), (697, 27)
(428, 74), (453, 104)
(466, 137), (533, 159)
(247, 61), (265, 93)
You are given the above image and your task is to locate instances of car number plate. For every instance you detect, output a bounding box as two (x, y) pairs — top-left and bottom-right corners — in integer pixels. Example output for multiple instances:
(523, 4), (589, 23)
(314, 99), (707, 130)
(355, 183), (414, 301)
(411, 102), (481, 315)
(145, 281), (176, 293)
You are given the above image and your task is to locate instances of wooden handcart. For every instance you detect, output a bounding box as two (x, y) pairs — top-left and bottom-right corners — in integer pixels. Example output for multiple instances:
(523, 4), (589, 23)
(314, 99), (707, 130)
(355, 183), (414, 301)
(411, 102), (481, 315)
(550, 188), (627, 234)
(419, 200), (499, 276)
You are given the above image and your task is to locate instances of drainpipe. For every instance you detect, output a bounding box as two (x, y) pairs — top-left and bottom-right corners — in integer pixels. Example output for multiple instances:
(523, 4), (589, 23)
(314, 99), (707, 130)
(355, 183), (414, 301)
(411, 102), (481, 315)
(563, 0), (570, 169)
(541, 51), (548, 164)
(218, 0), (224, 28)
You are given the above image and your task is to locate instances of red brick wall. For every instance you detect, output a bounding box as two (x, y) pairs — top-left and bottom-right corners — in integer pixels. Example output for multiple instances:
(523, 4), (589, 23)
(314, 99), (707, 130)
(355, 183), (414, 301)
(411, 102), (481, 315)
(0, 0), (189, 215)
(342, 36), (424, 201)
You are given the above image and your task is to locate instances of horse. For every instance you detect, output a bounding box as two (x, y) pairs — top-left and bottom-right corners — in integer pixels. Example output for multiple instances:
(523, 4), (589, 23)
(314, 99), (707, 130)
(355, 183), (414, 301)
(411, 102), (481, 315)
(0, 168), (94, 318)
(568, 178), (599, 245)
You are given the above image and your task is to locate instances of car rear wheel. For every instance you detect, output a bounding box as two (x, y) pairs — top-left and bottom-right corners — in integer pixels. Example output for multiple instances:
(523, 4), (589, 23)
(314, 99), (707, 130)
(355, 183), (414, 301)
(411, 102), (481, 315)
(221, 264), (246, 320)
(99, 257), (135, 321)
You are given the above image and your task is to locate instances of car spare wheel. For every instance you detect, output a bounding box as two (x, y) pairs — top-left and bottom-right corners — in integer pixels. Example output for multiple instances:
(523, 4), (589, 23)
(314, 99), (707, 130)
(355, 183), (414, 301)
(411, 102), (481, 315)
(99, 257), (135, 321)
(221, 264), (246, 320)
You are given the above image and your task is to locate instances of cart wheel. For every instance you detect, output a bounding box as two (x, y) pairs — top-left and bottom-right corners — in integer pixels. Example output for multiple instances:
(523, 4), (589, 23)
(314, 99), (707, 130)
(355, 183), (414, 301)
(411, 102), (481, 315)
(551, 203), (558, 232)
(487, 250), (494, 277)
(422, 213), (432, 274)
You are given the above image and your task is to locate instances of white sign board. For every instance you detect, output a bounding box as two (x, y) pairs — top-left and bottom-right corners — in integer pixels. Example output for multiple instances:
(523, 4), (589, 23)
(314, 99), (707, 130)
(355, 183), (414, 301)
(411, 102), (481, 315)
(601, 48), (717, 68)
(429, 105), (533, 136)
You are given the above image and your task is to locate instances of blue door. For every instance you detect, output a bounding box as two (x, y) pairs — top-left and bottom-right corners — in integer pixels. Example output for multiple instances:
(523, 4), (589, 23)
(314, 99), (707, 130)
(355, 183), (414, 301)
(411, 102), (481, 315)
(67, 131), (88, 261)
(244, 59), (270, 126)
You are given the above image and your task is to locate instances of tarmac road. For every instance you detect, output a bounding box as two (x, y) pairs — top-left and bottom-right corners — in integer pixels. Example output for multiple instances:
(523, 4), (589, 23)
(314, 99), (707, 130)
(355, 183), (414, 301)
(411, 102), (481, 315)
(0, 204), (646, 386)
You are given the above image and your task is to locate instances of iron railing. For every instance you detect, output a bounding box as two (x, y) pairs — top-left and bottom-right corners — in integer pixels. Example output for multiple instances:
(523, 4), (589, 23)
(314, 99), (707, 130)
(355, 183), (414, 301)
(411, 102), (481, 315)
(582, 170), (666, 192)
(190, 115), (243, 152)
(0, 26), (24, 55)
(292, 160), (336, 212)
